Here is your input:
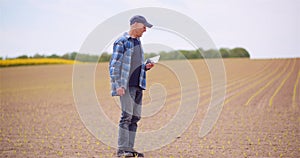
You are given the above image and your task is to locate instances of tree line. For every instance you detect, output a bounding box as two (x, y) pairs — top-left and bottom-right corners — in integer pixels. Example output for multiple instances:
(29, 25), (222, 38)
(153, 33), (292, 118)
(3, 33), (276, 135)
(3, 47), (250, 62)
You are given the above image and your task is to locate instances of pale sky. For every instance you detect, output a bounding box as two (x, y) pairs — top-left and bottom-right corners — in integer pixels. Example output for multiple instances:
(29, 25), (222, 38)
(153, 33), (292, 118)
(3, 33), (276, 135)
(1, 0), (299, 58)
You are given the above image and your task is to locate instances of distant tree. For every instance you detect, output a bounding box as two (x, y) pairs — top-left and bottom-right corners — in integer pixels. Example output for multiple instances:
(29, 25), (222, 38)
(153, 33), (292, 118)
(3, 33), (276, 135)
(59, 52), (77, 60)
(75, 53), (99, 62)
(220, 48), (230, 58)
(47, 54), (60, 58)
(183, 50), (203, 59)
(203, 49), (220, 58)
(230, 47), (250, 58)
(197, 48), (204, 59)
(62, 53), (70, 60)
(33, 53), (44, 58)
(69, 52), (78, 60)
(144, 52), (157, 59)
(16, 55), (29, 59)
(170, 50), (185, 60)
(159, 51), (170, 60)
(99, 52), (111, 62)
(179, 50), (191, 59)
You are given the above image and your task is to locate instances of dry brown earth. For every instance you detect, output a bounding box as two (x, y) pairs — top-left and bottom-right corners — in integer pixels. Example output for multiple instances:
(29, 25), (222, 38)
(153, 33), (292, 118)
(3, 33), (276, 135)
(1, 58), (299, 157)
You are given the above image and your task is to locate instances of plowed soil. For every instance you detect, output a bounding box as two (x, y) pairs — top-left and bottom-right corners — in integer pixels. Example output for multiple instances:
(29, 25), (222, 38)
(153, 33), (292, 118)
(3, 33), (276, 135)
(1, 58), (299, 157)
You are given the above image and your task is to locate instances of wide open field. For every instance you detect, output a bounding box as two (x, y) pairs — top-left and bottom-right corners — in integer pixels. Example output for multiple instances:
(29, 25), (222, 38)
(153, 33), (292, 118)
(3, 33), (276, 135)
(1, 58), (299, 157)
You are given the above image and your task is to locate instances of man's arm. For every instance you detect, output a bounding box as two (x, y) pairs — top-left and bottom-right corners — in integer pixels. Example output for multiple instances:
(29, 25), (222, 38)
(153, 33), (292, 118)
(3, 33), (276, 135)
(109, 41), (125, 94)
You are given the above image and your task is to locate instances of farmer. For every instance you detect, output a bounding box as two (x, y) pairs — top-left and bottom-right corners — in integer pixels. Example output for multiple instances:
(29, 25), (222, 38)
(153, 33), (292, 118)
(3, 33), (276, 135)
(109, 15), (154, 157)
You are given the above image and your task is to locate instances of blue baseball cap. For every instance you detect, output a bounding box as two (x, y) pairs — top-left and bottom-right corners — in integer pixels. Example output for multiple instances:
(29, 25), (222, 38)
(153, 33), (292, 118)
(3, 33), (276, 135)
(130, 15), (153, 28)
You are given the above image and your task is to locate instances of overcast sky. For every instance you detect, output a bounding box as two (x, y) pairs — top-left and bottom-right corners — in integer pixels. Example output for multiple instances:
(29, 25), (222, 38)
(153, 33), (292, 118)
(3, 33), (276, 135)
(1, 0), (299, 58)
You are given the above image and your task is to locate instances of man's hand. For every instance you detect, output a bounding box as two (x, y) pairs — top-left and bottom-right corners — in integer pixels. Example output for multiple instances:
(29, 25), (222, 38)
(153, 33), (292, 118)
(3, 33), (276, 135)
(117, 87), (125, 96)
(146, 62), (154, 70)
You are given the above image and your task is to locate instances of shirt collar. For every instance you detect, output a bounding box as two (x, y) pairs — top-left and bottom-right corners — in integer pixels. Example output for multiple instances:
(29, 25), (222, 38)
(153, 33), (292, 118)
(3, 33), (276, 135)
(124, 32), (140, 41)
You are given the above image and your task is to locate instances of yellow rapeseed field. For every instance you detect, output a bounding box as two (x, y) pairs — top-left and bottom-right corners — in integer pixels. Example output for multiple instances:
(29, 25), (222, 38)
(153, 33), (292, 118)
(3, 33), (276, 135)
(0, 58), (79, 67)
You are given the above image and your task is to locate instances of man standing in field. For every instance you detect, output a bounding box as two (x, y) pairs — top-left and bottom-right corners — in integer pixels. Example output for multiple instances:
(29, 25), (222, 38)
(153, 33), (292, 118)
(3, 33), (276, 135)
(109, 15), (154, 157)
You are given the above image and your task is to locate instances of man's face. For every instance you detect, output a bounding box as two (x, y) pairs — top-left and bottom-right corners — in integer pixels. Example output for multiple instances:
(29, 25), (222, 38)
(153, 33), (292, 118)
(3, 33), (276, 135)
(133, 23), (146, 37)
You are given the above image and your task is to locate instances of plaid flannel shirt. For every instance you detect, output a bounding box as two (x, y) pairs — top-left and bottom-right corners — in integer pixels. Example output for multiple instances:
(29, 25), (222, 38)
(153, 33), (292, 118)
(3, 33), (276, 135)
(109, 32), (147, 96)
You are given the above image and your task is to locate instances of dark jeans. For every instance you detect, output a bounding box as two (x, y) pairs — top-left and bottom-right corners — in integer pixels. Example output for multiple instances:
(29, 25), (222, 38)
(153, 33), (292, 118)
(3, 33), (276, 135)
(118, 86), (143, 151)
